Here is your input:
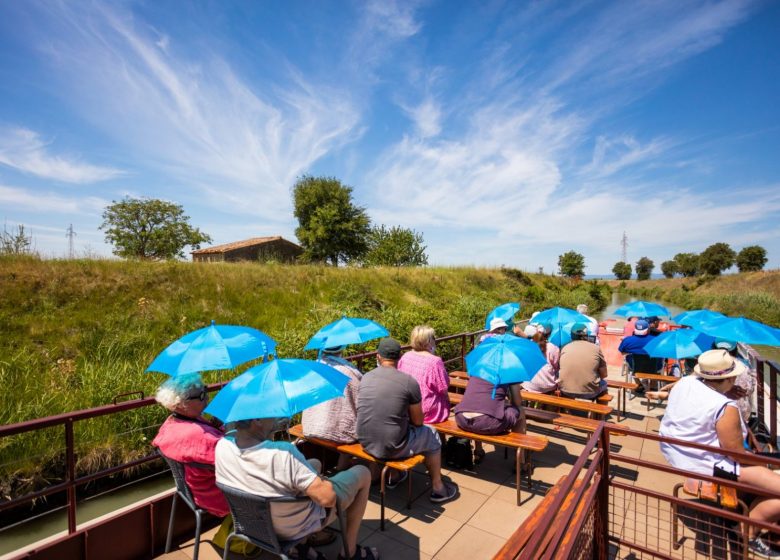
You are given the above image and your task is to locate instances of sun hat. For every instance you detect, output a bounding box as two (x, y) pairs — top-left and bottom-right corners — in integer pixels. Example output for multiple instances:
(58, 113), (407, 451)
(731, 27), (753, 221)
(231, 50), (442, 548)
(694, 349), (747, 380)
(523, 324), (538, 337)
(570, 323), (589, 336)
(377, 337), (401, 360)
(538, 322), (552, 336)
(714, 339), (737, 352)
(634, 319), (649, 335)
(489, 318), (508, 332)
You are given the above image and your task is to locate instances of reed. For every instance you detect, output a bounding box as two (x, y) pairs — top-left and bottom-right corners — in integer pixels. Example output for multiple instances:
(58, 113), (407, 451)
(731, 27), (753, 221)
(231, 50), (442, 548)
(0, 256), (610, 495)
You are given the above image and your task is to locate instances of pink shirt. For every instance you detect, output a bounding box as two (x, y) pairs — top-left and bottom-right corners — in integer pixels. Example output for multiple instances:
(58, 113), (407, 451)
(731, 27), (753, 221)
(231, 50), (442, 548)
(153, 415), (229, 517)
(523, 342), (561, 393)
(398, 351), (450, 424)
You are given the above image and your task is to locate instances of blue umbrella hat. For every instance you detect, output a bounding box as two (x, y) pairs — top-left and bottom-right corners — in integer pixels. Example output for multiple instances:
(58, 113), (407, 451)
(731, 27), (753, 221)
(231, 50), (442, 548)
(694, 316), (780, 347)
(642, 329), (716, 360)
(532, 307), (591, 348)
(613, 301), (671, 318)
(304, 316), (389, 352)
(204, 359), (350, 423)
(672, 309), (726, 329)
(465, 334), (547, 387)
(485, 302), (521, 330)
(147, 321), (277, 376)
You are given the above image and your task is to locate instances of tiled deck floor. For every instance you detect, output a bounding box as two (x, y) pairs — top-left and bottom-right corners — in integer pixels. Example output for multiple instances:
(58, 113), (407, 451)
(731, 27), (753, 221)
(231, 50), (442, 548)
(158, 368), (688, 560)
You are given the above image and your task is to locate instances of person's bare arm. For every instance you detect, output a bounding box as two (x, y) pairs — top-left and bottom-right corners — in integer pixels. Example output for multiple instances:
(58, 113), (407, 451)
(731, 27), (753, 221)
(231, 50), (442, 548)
(305, 476), (337, 508)
(716, 406), (746, 454)
(409, 402), (424, 427)
(508, 384), (523, 407)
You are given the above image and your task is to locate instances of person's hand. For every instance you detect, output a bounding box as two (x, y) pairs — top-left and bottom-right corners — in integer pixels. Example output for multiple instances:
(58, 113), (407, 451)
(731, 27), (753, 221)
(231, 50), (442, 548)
(726, 385), (748, 399)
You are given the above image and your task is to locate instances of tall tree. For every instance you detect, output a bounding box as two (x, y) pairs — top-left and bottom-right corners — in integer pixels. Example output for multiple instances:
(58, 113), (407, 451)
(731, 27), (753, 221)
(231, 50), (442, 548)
(660, 260), (678, 279)
(363, 225), (428, 267)
(674, 252), (700, 277)
(558, 251), (585, 278)
(736, 245), (768, 272)
(612, 261), (632, 280)
(100, 198), (211, 260)
(699, 242), (736, 275)
(635, 257), (655, 281)
(293, 176), (371, 265)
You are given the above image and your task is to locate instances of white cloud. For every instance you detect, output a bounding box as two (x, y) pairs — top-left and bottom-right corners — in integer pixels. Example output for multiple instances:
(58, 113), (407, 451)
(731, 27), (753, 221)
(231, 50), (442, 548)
(0, 184), (108, 214)
(0, 127), (124, 184)
(401, 97), (442, 138)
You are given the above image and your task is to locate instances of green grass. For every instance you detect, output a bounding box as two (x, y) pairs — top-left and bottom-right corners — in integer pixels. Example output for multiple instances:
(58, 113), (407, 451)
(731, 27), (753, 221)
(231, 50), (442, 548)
(0, 256), (611, 495)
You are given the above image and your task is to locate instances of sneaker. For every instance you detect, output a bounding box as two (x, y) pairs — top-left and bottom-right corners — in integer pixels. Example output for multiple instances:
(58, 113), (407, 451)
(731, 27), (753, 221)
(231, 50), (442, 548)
(749, 537), (780, 559)
(430, 481), (458, 503)
(385, 470), (408, 490)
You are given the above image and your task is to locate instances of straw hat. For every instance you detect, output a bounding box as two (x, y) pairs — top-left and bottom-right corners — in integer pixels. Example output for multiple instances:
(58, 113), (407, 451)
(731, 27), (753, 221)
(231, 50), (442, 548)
(694, 349), (747, 380)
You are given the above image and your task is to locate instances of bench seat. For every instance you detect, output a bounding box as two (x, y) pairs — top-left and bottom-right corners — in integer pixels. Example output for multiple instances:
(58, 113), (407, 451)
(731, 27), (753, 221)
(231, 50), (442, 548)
(287, 424), (424, 530)
(521, 392), (612, 419)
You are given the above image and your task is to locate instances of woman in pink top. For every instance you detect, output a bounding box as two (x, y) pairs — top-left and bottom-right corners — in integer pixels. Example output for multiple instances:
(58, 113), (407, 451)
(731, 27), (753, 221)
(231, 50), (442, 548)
(152, 372), (229, 518)
(522, 325), (561, 394)
(398, 325), (450, 424)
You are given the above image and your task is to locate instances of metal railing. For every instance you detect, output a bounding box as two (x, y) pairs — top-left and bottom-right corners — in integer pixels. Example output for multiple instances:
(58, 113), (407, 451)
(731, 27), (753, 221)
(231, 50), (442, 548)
(0, 329), (483, 538)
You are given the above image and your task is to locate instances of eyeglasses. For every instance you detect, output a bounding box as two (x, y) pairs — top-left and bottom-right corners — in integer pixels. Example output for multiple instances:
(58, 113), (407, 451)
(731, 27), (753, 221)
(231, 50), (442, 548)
(187, 389), (207, 402)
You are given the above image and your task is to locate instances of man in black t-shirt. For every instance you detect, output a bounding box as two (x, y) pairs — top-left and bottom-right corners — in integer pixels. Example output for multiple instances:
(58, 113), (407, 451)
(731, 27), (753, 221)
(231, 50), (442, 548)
(357, 338), (457, 503)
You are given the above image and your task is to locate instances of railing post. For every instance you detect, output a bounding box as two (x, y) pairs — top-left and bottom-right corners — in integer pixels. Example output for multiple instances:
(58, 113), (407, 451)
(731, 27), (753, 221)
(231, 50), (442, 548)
(757, 358), (765, 430)
(460, 335), (466, 369)
(65, 419), (77, 534)
(597, 425), (610, 559)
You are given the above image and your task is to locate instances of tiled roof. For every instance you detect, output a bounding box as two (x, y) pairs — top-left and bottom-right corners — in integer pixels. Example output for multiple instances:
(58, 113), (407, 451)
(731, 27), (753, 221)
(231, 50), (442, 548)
(191, 236), (300, 254)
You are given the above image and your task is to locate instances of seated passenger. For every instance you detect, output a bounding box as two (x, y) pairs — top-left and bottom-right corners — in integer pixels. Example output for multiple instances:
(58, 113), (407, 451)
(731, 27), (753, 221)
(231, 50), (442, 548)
(576, 304), (601, 345)
(455, 375), (526, 465)
(398, 325), (450, 424)
(480, 317), (508, 343)
(619, 319), (663, 393)
(215, 417), (379, 560)
(357, 338), (457, 503)
(659, 350), (780, 558)
(522, 324), (560, 394)
(714, 339), (755, 424)
(303, 345), (363, 469)
(558, 323), (608, 399)
(152, 373), (229, 518)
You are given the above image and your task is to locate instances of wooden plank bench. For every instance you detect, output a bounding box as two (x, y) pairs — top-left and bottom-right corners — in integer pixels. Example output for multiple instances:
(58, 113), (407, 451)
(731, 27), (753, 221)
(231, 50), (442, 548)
(520, 392), (613, 419)
(493, 476), (585, 559)
(449, 370), (469, 380)
(606, 379), (639, 421)
(429, 418), (548, 505)
(287, 424), (424, 530)
(448, 377), (468, 391)
(634, 372), (680, 411)
(523, 407), (626, 437)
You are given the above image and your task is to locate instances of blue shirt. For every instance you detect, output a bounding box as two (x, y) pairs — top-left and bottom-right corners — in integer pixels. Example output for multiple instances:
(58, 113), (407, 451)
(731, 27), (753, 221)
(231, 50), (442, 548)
(618, 334), (652, 355)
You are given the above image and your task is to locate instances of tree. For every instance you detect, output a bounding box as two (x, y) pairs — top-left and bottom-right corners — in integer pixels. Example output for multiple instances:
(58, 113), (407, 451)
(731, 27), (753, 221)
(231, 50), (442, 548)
(635, 257), (655, 281)
(736, 245), (768, 272)
(292, 175), (371, 265)
(362, 225), (428, 267)
(660, 260), (678, 279)
(100, 197), (211, 260)
(674, 252), (700, 277)
(612, 261), (632, 280)
(1, 223), (33, 255)
(558, 251), (585, 278)
(698, 242), (736, 276)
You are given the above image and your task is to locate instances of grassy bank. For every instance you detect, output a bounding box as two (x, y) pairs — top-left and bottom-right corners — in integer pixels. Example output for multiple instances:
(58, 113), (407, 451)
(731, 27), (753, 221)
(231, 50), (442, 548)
(608, 270), (780, 327)
(0, 256), (610, 495)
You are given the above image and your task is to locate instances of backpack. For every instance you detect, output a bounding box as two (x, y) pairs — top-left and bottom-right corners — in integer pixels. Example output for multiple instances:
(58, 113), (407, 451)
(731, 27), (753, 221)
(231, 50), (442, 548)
(444, 437), (474, 470)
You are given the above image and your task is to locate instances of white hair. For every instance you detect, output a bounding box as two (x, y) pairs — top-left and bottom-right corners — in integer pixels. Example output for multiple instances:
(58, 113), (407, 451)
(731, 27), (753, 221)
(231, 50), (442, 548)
(155, 373), (204, 412)
(576, 304), (589, 314)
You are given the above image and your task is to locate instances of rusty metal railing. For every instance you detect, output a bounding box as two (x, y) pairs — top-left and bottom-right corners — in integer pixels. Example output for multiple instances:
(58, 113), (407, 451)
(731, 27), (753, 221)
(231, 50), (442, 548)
(0, 329), (483, 539)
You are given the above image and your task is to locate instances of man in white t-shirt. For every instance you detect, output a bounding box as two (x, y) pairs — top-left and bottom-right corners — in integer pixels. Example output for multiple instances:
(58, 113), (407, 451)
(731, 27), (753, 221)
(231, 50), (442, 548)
(215, 417), (379, 560)
(576, 304), (600, 345)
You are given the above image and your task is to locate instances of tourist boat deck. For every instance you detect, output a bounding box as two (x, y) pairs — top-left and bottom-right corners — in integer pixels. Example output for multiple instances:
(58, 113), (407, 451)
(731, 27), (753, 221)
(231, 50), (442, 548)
(3, 324), (779, 559)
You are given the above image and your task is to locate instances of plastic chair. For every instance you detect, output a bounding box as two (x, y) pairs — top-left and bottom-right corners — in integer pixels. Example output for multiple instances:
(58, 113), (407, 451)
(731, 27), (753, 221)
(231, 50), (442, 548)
(217, 482), (348, 560)
(159, 450), (213, 560)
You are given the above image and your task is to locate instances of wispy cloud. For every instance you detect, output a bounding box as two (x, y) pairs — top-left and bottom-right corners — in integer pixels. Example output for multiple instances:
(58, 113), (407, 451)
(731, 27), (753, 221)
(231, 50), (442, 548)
(0, 184), (108, 214)
(0, 127), (124, 184)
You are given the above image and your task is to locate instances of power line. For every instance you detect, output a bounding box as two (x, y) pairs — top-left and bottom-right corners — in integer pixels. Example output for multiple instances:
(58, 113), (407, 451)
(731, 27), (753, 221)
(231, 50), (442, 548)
(66, 224), (76, 259)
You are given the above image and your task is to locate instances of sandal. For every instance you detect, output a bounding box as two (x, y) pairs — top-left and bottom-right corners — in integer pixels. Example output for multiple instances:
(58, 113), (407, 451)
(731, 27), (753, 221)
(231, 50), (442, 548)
(293, 543), (327, 560)
(385, 470), (408, 490)
(430, 480), (458, 503)
(337, 544), (380, 560)
(306, 527), (337, 547)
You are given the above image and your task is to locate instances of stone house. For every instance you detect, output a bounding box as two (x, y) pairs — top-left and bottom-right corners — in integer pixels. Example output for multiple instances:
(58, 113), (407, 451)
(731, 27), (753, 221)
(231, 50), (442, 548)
(191, 236), (303, 263)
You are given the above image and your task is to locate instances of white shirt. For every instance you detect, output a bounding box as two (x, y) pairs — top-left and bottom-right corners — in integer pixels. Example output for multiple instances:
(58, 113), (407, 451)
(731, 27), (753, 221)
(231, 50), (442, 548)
(215, 437), (323, 540)
(659, 376), (746, 476)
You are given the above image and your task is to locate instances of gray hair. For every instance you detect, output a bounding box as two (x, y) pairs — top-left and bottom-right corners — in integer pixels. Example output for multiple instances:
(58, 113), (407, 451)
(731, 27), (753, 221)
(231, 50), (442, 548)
(576, 304), (589, 314)
(155, 373), (204, 412)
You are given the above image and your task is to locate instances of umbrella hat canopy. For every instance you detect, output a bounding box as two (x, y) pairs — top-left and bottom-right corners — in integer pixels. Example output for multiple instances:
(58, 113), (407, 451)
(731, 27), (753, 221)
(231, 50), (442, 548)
(613, 301), (670, 318)
(466, 334), (547, 386)
(694, 317), (780, 347)
(532, 307), (591, 348)
(304, 317), (389, 351)
(204, 359), (350, 423)
(643, 329), (716, 359)
(147, 321), (277, 376)
(673, 309), (726, 329)
(485, 302), (521, 330)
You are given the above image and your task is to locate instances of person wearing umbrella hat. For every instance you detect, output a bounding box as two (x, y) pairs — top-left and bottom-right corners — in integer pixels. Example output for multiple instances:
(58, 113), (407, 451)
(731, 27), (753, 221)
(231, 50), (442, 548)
(480, 317), (509, 343)
(660, 350), (780, 558)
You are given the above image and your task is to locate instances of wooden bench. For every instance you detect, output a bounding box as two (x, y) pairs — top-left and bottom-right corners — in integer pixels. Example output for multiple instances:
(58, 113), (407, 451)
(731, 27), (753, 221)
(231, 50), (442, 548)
(448, 377), (468, 392)
(448, 391), (463, 405)
(429, 418), (548, 505)
(606, 379), (639, 421)
(493, 476), (586, 559)
(520, 392), (613, 419)
(287, 424), (424, 530)
(449, 370), (469, 380)
(634, 372), (680, 411)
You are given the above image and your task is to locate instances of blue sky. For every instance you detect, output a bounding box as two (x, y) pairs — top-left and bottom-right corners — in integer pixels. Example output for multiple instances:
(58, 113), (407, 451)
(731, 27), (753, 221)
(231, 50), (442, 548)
(1, 0), (779, 273)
